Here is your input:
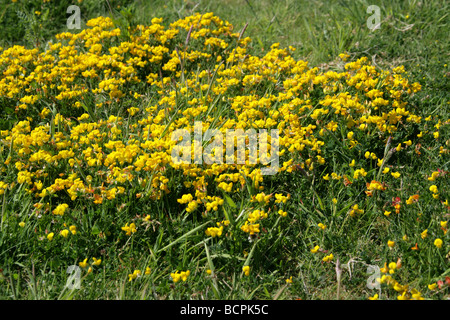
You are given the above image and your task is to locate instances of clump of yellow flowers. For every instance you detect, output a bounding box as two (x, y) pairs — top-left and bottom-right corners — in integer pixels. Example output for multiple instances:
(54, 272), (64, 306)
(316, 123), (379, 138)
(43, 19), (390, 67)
(171, 270), (190, 283)
(0, 11), (448, 300)
(377, 261), (425, 300)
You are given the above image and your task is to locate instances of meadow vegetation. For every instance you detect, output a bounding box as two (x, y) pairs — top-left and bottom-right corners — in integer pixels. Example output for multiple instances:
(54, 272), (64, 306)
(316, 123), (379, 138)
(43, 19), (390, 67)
(0, 0), (448, 300)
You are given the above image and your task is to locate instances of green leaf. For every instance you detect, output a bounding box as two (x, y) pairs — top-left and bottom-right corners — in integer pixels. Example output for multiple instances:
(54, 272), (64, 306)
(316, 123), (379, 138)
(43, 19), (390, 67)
(204, 243), (221, 299)
(157, 221), (211, 253)
(224, 194), (237, 209)
(91, 225), (100, 236)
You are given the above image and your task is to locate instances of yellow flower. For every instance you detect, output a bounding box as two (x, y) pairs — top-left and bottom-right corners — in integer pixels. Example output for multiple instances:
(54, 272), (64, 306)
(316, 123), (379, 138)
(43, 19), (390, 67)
(52, 203), (69, 216)
(331, 172), (341, 180)
(47, 232), (54, 241)
(278, 210), (288, 217)
(349, 204), (364, 217)
(205, 226), (224, 237)
(332, 198), (338, 204)
(428, 171), (439, 181)
(145, 267), (151, 275)
(406, 194), (419, 205)
(377, 158), (384, 167)
(421, 229), (428, 239)
(311, 245), (320, 253)
(387, 240), (395, 248)
(181, 270), (190, 281)
(429, 185), (438, 193)
(60, 229), (69, 238)
(393, 282), (407, 292)
(285, 276), (293, 284)
(397, 292), (409, 300)
(386, 262), (397, 274)
(388, 262), (397, 271)
(318, 223), (326, 230)
(69, 225), (77, 235)
(143, 214), (151, 221)
(378, 276), (389, 285)
(434, 238), (443, 249)
(339, 53), (350, 61)
(92, 257), (101, 266)
(411, 289), (424, 300)
(242, 266), (250, 276)
(322, 254), (333, 262)
(19, 222), (25, 228)
(391, 172), (401, 179)
(274, 193), (291, 204)
(368, 293), (379, 300)
(122, 223), (137, 236)
(128, 269), (141, 281)
(206, 269), (212, 275)
(171, 271), (181, 283)
(384, 211), (391, 217)
(79, 258), (88, 268)
(428, 283), (437, 291)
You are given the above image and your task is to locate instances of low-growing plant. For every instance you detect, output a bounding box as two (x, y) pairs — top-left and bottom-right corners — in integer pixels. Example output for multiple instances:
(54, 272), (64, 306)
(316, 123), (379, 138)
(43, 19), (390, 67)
(0, 2), (449, 300)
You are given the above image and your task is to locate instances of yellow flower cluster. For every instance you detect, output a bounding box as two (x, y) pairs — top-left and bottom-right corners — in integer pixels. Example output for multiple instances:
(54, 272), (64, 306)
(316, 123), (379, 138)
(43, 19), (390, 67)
(171, 270), (190, 283)
(52, 203), (68, 216)
(0, 10), (432, 231)
(322, 254), (334, 262)
(378, 262), (424, 300)
(242, 265), (250, 276)
(0, 11), (448, 298)
(122, 223), (137, 236)
(205, 225), (223, 237)
(348, 204), (364, 217)
(79, 257), (102, 270)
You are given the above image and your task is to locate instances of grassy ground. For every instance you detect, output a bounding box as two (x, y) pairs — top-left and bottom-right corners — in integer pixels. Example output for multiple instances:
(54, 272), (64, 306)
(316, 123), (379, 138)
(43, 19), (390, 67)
(0, 0), (448, 300)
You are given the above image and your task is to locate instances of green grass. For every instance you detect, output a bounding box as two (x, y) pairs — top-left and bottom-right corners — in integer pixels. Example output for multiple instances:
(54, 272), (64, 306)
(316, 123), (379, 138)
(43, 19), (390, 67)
(0, 0), (449, 300)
